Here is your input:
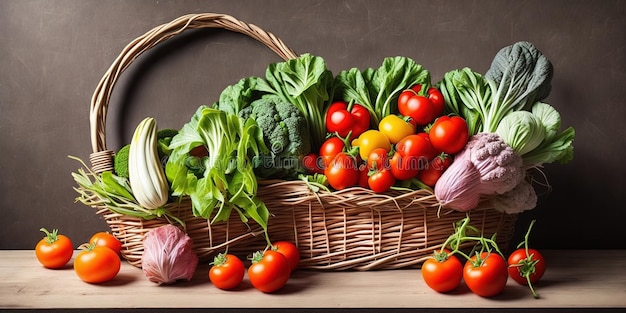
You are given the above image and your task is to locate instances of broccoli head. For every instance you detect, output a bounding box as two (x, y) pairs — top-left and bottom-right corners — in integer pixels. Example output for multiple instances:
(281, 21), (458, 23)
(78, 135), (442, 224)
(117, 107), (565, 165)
(244, 95), (311, 179)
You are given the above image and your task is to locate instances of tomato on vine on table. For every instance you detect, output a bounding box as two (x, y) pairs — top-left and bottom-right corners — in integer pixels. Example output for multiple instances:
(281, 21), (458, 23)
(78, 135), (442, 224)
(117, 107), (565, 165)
(209, 253), (245, 290)
(325, 101), (371, 140)
(89, 231), (122, 255)
(507, 220), (545, 298)
(74, 245), (121, 283)
(248, 250), (291, 293)
(35, 228), (74, 269)
(463, 252), (509, 297)
(421, 250), (463, 293)
(428, 115), (469, 154)
(272, 241), (300, 272)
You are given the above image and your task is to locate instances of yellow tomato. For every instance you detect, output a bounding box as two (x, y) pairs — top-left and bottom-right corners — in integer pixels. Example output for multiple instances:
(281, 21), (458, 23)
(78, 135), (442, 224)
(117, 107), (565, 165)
(378, 115), (415, 144)
(352, 130), (391, 160)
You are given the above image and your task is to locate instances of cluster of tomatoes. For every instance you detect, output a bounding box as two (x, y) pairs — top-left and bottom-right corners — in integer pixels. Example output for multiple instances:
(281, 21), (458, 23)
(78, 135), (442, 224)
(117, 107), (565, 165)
(421, 221), (546, 298)
(304, 84), (469, 193)
(35, 228), (122, 283)
(209, 241), (299, 293)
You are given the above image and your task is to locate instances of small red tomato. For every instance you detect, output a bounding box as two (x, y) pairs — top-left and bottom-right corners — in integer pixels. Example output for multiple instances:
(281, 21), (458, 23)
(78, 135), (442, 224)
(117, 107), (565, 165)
(35, 228), (74, 269)
(272, 241), (300, 272)
(248, 250), (291, 293)
(366, 148), (390, 171)
(421, 250), (463, 293)
(463, 252), (509, 297)
(325, 152), (360, 190)
(325, 101), (371, 139)
(400, 95), (436, 126)
(418, 153), (452, 187)
(428, 116), (469, 155)
(209, 253), (245, 290)
(368, 169), (396, 193)
(508, 248), (546, 298)
(302, 152), (324, 174)
(426, 87), (445, 117)
(89, 232), (122, 255)
(74, 245), (121, 283)
(319, 136), (346, 168)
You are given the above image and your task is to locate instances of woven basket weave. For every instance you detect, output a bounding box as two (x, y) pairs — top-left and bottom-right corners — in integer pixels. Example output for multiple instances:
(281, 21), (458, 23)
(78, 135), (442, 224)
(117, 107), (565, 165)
(85, 13), (517, 270)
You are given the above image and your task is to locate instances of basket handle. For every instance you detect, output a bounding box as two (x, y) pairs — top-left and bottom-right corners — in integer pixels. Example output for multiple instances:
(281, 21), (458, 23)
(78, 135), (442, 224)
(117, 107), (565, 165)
(89, 13), (298, 173)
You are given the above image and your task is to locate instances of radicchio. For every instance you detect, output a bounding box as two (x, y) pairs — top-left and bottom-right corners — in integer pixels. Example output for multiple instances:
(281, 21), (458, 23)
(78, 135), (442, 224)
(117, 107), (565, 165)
(141, 224), (198, 285)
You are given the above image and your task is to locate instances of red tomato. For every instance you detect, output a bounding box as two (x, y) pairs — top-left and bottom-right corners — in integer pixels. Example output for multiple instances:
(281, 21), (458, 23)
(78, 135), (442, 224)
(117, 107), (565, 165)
(357, 163), (370, 188)
(89, 232), (122, 255)
(35, 228), (74, 269)
(272, 241), (300, 272)
(368, 169), (396, 193)
(366, 148), (390, 171)
(302, 152), (324, 174)
(319, 137), (346, 168)
(74, 246), (121, 283)
(418, 153), (452, 187)
(421, 250), (463, 293)
(463, 252), (509, 297)
(426, 87), (445, 117)
(325, 152), (360, 190)
(508, 248), (546, 286)
(428, 116), (469, 155)
(248, 250), (291, 293)
(399, 95), (436, 126)
(209, 253), (245, 290)
(389, 134), (436, 180)
(325, 101), (371, 139)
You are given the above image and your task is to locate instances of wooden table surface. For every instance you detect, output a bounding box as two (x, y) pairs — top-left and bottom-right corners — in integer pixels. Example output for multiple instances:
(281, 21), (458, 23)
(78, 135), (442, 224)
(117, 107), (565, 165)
(1, 249), (625, 311)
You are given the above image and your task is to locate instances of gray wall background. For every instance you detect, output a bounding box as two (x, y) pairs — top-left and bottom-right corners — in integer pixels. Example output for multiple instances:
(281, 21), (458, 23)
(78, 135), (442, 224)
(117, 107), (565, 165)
(1, 0), (624, 250)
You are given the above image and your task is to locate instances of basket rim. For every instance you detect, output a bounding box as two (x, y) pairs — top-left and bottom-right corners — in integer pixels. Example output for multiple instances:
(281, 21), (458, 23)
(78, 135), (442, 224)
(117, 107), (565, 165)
(88, 12), (298, 172)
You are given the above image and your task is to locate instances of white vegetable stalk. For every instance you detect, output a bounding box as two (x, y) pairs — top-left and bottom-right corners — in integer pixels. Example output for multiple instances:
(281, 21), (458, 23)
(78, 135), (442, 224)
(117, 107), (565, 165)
(128, 117), (169, 210)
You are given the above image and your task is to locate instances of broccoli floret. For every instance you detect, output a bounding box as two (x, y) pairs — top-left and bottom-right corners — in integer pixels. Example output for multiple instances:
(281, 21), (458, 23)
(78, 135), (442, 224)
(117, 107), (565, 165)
(113, 144), (130, 178)
(246, 95), (311, 179)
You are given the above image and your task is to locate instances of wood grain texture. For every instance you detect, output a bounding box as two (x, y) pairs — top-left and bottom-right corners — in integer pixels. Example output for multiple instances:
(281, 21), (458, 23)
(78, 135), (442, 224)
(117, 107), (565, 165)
(1, 250), (625, 309)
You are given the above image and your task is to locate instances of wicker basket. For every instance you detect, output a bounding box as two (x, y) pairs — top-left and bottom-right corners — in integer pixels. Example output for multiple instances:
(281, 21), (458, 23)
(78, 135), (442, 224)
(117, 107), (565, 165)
(85, 13), (517, 270)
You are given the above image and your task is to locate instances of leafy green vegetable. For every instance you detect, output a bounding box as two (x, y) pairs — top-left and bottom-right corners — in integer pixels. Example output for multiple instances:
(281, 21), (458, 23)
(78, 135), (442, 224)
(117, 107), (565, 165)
(438, 68), (491, 135)
(215, 76), (266, 115)
(259, 53), (334, 149)
(334, 56), (430, 125)
(165, 106), (269, 234)
(70, 155), (184, 226)
(483, 41), (553, 132)
(496, 110), (545, 156)
(113, 144), (130, 178)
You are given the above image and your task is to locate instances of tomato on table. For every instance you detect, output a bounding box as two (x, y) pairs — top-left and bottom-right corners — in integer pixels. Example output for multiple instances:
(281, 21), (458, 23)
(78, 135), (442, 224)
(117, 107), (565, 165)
(89, 231), (122, 254)
(463, 252), (509, 297)
(35, 228), (74, 269)
(209, 253), (245, 290)
(272, 241), (300, 272)
(421, 250), (463, 293)
(74, 245), (121, 283)
(508, 248), (546, 285)
(248, 250), (291, 293)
